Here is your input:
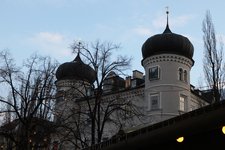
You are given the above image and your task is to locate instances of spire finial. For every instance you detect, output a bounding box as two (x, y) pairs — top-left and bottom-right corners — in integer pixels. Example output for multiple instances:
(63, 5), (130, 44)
(73, 41), (82, 62)
(78, 41), (81, 55)
(166, 6), (169, 26)
(163, 6), (172, 34)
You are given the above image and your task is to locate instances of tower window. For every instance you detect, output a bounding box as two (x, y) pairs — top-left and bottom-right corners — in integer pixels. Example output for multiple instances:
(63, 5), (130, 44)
(149, 66), (160, 80)
(149, 93), (160, 110)
(86, 87), (92, 96)
(178, 68), (183, 81)
(179, 95), (186, 111)
(178, 68), (188, 82)
(184, 70), (187, 82)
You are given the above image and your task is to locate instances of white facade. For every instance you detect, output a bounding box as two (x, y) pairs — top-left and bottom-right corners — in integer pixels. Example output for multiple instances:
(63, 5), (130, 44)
(53, 68), (209, 149)
(142, 54), (195, 123)
(53, 24), (210, 149)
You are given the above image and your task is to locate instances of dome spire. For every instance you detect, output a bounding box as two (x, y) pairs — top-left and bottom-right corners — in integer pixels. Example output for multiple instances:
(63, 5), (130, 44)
(78, 42), (81, 55)
(74, 42), (82, 62)
(163, 7), (172, 34)
(56, 41), (96, 83)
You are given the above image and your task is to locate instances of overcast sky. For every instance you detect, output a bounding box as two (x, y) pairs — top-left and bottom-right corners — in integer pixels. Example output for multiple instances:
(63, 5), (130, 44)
(1, 0), (225, 87)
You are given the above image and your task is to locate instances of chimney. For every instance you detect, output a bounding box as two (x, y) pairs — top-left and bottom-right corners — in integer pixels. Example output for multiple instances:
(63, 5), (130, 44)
(133, 70), (143, 79)
(125, 76), (131, 88)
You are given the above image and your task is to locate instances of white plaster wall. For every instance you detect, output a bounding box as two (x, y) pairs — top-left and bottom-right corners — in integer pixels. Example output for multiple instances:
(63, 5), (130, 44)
(142, 54), (194, 122)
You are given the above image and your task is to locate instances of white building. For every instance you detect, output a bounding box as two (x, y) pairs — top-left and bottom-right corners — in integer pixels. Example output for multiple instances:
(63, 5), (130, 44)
(53, 16), (210, 149)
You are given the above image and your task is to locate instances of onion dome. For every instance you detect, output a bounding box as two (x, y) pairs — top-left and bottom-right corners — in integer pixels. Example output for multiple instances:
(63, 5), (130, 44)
(56, 53), (96, 84)
(141, 11), (194, 62)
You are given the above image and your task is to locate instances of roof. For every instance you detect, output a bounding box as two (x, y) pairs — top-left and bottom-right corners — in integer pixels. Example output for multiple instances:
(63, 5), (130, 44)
(56, 53), (96, 84)
(83, 100), (225, 149)
(141, 24), (194, 63)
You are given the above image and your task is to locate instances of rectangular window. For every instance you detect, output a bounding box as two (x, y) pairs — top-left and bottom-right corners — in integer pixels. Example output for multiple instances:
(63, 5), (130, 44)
(150, 94), (160, 110)
(179, 95), (186, 111)
(149, 66), (160, 80)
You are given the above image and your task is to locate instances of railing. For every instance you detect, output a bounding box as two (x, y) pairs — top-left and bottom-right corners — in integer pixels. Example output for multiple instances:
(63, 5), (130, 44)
(82, 100), (225, 150)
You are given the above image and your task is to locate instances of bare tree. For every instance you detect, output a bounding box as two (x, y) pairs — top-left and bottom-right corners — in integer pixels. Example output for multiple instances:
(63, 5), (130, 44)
(0, 50), (58, 150)
(54, 40), (142, 149)
(75, 41), (132, 144)
(202, 10), (224, 103)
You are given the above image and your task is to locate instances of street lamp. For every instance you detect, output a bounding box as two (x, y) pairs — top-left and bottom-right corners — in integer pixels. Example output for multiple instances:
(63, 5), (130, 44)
(176, 136), (184, 143)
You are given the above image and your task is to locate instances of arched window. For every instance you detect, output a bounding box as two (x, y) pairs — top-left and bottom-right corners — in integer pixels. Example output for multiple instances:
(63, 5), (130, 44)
(178, 68), (183, 81)
(184, 70), (187, 82)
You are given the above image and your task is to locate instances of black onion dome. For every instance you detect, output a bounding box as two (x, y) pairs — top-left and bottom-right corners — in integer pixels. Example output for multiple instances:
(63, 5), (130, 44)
(142, 24), (194, 61)
(56, 54), (96, 84)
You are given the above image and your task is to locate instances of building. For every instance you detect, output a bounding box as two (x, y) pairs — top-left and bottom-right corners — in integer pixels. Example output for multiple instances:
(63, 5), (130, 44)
(53, 12), (212, 149)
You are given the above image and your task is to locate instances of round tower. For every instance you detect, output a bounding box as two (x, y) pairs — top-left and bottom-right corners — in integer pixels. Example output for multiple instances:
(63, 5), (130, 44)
(141, 12), (194, 123)
(53, 52), (96, 147)
(55, 52), (96, 101)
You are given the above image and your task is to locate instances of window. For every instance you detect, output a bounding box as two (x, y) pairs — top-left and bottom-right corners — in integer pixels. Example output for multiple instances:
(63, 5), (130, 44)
(179, 95), (186, 111)
(178, 68), (183, 81)
(149, 66), (160, 80)
(184, 70), (187, 82)
(178, 68), (188, 83)
(149, 93), (160, 110)
(86, 87), (92, 96)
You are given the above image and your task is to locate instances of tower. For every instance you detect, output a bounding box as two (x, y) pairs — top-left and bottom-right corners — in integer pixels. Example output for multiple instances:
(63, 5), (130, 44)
(141, 11), (194, 123)
(55, 50), (96, 98)
(53, 51), (96, 148)
(54, 51), (96, 119)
